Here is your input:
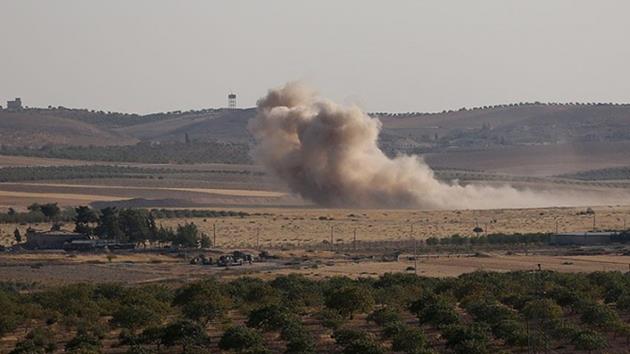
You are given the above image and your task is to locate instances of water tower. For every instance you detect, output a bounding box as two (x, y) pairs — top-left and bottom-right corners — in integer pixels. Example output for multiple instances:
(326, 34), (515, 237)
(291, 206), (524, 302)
(228, 93), (237, 109)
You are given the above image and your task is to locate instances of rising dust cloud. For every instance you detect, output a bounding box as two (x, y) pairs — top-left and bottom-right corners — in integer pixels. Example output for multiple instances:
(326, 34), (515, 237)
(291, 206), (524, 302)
(248, 82), (624, 209)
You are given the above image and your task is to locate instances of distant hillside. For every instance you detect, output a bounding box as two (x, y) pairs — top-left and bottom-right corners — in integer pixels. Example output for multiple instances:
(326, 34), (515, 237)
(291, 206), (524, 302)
(375, 103), (630, 154)
(2, 103), (630, 176)
(116, 108), (254, 143)
(0, 111), (137, 147)
(3, 102), (630, 149)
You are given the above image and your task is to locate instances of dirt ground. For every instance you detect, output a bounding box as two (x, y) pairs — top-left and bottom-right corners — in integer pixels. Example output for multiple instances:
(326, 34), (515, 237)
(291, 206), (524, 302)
(1, 249), (630, 285)
(268, 253), (630, 279)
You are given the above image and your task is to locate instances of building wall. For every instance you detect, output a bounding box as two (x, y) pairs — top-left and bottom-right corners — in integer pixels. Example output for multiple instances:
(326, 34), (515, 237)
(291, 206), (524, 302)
(6, 98), (22, 110)
(550, 233), (614, 246)
(25, 233), (86, 249)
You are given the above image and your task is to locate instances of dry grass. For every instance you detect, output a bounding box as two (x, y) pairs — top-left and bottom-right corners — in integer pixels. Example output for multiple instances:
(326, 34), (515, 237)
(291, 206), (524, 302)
(2, 205), (628, 248)
(154, 205), (630, 249)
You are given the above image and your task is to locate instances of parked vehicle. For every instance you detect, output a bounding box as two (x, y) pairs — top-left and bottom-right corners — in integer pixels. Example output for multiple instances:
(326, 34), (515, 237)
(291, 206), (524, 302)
(217, 254), (243, 267)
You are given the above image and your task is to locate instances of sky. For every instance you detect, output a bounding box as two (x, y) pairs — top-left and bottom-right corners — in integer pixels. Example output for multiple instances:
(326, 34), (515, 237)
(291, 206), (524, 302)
(1, 0), (629, 114)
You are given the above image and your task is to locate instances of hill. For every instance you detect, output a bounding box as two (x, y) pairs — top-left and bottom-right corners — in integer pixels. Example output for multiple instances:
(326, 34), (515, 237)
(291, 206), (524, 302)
(0, 110), (137, 147)
(2, 103), (630, 175)
(374, 103), (630, 154)
(115, 108), (254, 143)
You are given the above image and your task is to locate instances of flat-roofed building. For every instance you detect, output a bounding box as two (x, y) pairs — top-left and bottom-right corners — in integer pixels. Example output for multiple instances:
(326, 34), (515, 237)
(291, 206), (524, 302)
(550, 232), (617, 246)
(6, 98), (22, 111)
(25, 229), (88, 250)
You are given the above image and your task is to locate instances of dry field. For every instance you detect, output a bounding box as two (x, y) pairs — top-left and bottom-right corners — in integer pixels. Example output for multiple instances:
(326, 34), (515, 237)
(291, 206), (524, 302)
(425, 141), (630, 177)
(2, 205), (629, 249)
(1, 248), (630, 286)
(146, 205), (630, 249)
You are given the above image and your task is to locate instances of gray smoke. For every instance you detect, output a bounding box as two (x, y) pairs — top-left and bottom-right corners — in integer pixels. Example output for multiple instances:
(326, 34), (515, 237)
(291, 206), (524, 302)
(248, 82), (624, 209)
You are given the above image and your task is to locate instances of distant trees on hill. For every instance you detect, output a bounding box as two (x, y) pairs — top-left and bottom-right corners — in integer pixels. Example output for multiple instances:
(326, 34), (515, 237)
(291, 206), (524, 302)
(370, 101), (630, 118)
(0, 203), (249, 226)
(0, 141), (252, 164)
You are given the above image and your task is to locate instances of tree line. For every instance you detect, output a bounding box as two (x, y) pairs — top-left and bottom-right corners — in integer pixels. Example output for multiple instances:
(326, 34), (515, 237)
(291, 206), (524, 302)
(0, 140), (252, 164)
(0, 203), (249, 224)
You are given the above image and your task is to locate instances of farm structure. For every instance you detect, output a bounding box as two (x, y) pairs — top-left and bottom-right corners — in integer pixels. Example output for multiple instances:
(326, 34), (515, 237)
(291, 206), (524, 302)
(5, 97), (22, 111)
(25, 229), (87, 249)
(23, 229), (136, 250)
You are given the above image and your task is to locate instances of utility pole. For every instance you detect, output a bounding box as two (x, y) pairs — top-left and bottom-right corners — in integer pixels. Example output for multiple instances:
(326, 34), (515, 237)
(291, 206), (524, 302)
(593, 213), (596, 231)
(414, 238), (418, 275)
(256, 226), (260, 250)
(330, 225), (334, 251)
(555, 217), (559, 234)
(213, 223), (217, 248)
(410, 224), (417, 275)
(353, 228), (357, 251)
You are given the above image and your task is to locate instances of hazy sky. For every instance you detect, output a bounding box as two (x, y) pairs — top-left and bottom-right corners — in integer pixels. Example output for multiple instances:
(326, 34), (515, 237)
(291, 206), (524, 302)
(1, 0), (629, 114)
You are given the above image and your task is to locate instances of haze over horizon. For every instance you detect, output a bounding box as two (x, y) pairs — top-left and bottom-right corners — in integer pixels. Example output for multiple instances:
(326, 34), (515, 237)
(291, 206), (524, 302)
(1, 0), (629, 114)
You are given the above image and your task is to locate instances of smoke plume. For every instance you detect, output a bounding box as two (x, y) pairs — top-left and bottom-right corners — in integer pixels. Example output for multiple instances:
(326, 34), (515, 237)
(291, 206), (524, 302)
(248, 82), (623, 209)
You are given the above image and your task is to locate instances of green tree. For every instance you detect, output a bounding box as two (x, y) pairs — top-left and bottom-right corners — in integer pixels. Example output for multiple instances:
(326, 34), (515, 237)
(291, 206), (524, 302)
(523, 299), (563, 322)
(367, 307), (402, 326)
(159, 320), (210, 353)
(218, 326), (263, 352)
(580, 303), (621, 331)
(40, 203), (61, 221)
(247, 305), (296, 331)
(10, 327), (57, 354)
(325, 286), (375, 319)
(96, 207), (123, 241)
(65, 328), (102, 354)
(0, 291), (23, 337)
(111, 288), (170, 331)
(334, 329), (384, 354)
(391, 326), (428, 354)
(172, 222), (200, 247)
(118, 209), (152, 243)
(27, 203), (42, 213)
(74, 206), (99, 236)
(443, 323), (491, 354)
(173, 279), (231, 325)
(572, 329), (607, 353)
(13, 228), (21, 243)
